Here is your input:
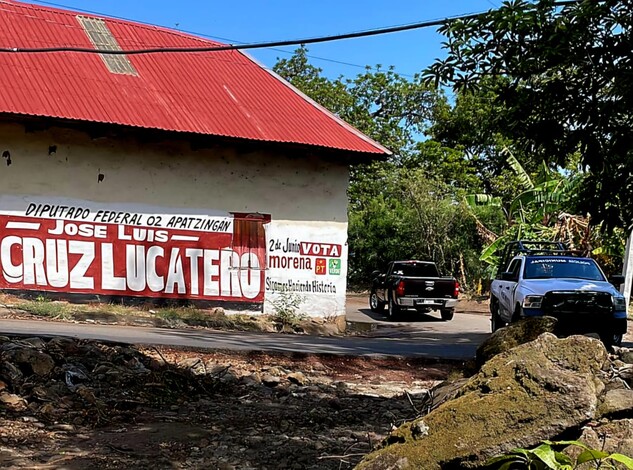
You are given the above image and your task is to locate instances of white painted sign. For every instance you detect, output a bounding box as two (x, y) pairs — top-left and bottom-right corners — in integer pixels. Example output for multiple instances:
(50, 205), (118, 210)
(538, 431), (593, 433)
(264, 221), (348, 317)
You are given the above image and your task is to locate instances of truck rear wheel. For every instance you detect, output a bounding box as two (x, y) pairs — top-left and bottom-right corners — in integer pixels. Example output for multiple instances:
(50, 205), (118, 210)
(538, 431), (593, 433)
(440, 309), (454, 321)
(369, 291), (385, 313)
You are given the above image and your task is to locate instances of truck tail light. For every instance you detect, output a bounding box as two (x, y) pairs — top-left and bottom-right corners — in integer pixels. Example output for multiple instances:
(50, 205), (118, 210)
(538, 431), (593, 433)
(396, 280), (406, 297)
(453, 281), (460, 298)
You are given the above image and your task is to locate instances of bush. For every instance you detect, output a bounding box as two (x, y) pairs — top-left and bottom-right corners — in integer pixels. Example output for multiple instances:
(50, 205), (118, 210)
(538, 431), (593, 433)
(270, 292), (306, 326)
(486, 440), (633, 469)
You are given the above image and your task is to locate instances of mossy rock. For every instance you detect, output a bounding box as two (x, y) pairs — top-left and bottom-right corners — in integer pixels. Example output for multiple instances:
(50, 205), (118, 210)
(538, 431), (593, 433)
(356, 334), (608, 470)
(475, 316), (558, 368)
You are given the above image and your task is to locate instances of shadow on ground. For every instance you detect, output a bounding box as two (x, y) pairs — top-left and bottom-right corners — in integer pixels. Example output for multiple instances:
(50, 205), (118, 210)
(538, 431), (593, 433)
(356, 308), (447, 324)
(0, 338), (460, 470)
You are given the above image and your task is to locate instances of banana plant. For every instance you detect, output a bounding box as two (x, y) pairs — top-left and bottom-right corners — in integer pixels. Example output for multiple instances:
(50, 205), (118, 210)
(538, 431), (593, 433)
(465, 150), (575, 269)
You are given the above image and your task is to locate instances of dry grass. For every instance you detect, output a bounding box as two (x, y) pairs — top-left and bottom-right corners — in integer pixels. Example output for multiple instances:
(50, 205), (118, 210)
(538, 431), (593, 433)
(0, 293), (271, 332)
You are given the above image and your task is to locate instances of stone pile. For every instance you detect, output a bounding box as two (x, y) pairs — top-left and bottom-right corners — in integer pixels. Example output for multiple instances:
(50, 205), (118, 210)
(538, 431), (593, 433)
(0, 335), (440, 469)
(358, 319), (633, 469)
(0, 335), (222, 427)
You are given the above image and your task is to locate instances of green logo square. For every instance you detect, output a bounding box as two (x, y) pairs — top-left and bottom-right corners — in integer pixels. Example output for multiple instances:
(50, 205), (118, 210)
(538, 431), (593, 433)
(329, 259), (341, 275)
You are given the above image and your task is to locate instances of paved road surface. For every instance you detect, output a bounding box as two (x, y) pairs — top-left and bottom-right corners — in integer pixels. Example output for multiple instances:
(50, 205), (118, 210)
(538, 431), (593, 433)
(0, 314), (490, 360)
(1, 298), (627, 359)
(345, 294), (491, 335)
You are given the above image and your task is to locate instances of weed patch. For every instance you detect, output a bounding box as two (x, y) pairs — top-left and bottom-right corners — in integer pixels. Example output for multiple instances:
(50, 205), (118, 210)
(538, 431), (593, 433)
(0, 292), (319, 335)
(17, 296), (72, 320)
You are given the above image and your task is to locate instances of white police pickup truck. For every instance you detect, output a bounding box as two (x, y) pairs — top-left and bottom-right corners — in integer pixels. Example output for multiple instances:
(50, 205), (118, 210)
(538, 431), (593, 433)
(489, 241), (627, 347)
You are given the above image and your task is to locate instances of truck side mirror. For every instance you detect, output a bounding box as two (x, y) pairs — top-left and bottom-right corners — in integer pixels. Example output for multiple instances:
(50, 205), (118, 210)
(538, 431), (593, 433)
(501, 271), (515, 281)
(610, 274), (625, 286)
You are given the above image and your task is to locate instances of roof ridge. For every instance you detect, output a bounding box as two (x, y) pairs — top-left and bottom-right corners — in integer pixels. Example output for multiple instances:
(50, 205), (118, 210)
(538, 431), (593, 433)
(6, 0), (225, 48)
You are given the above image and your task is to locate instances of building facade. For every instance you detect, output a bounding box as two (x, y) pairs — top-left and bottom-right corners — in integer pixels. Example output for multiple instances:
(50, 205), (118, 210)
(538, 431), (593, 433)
(0, 1), (389, 316)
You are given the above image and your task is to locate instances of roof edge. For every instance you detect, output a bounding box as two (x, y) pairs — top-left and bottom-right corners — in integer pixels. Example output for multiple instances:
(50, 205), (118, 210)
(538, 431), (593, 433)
(240, 51), (392, 158)
(0, 113), (387, 162)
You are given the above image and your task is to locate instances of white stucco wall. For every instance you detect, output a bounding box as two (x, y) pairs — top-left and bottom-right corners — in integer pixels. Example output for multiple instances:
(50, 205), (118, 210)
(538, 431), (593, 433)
(0, 122), (351, 316)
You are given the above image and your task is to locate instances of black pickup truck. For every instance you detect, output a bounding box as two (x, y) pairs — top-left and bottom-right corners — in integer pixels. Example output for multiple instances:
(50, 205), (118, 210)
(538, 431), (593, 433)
(369, 260), (460, 320)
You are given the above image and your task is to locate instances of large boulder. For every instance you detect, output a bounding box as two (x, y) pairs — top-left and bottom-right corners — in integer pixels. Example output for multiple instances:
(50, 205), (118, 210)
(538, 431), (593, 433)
(356, 334), (608, 470)
(475, 316), (558, 367)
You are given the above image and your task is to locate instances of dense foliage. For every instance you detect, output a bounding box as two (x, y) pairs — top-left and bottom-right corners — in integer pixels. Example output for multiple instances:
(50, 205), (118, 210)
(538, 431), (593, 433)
(426, 0), (633, 231)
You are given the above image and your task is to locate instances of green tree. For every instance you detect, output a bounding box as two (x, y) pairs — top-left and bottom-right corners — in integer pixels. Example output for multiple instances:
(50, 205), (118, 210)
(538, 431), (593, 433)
(273, 48), (506, 288)
(274, 46), (439, 158)
(465, 153), (614, 272)
(402, 140), (482, 193)
(429, 79), (536, 201)
(426, 0), (633, 230)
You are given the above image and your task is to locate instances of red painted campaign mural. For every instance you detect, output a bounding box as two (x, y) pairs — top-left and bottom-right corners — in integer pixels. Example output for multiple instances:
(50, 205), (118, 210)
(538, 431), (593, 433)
(0, 198), (267, 303)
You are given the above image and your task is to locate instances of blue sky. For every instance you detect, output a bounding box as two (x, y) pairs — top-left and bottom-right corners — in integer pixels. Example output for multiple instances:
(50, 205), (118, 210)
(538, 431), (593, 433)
(29, 0), (499, 79)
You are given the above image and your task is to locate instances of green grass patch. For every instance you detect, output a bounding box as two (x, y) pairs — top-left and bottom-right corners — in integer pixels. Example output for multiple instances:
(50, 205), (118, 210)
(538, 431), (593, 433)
(153, 306), (208, 321)
(97, 302), (139, 316)
(152, 307), (268, 331)
(17, 296), (72, 320)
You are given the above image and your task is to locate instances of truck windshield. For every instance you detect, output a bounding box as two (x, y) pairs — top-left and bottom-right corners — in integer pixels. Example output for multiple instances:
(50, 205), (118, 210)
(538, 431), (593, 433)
(523, 258), (605, 281)
(391, 263), (439, 277)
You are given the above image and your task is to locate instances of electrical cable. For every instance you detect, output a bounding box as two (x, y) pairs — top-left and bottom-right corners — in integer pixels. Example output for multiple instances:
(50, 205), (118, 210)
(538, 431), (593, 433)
(0, 0), (581, 56)
(26, 0), (424, 75)
(0, 14), (483, 55)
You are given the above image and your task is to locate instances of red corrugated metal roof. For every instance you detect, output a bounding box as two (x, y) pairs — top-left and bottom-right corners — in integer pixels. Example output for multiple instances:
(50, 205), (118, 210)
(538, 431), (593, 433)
(0, 0), (390, 156)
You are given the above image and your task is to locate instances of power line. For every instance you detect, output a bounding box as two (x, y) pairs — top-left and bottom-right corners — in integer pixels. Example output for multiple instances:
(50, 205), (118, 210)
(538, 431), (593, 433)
(0, 13), (483, 55)
(29, 0), (424, 76)
(4, 0), (581, 56)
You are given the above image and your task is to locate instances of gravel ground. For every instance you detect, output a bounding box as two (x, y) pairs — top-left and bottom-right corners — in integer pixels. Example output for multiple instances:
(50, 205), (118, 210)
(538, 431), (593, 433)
(0, 336), (459, 469)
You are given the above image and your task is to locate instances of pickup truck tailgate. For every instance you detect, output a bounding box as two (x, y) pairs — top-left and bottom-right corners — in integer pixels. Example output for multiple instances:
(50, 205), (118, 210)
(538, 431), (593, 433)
(401, 278), (456, 298)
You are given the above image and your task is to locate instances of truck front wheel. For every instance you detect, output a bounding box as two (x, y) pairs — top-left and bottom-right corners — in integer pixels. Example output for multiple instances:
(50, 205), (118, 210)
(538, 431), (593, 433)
(512, 304), (523, 323)
(600, 332), (623, 349)
(490, 297), (504, 332)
